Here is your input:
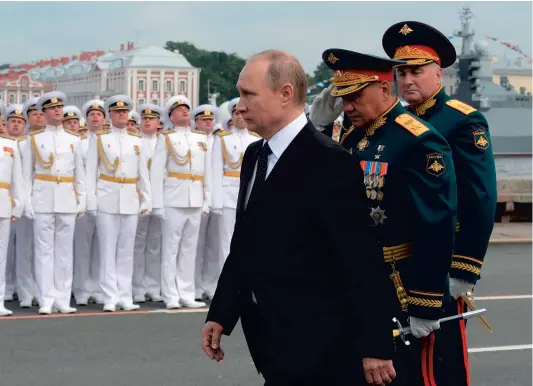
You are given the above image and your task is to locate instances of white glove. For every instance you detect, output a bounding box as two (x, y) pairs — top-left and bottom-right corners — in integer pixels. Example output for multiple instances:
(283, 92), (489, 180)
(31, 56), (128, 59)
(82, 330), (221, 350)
(450, 278), (474, 299)
(202, 203), (210, 215)
(409, 317), (441, 338)
(211, 208), (223, 216)
(23, 209), (35, 220)
(309, 84), (344, 130)
(140, 208), (151, 217)
(88, 210), (97, 218)
(152, 208), (165, 220)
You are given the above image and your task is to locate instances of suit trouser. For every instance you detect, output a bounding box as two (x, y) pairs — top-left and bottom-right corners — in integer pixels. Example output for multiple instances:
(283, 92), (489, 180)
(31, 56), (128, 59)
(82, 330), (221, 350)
(0, 218), (12, 303)
(195, 211), (222, 297)
(33, 213), (77, 308)
(15, 217), (35, 303)
(96, 212), (138, 306)
(133, 214), (162, 297)
(220, 208), (237, 265)
(6, 226), (16, 297)
(161, 207), (201, 303)
(73, 214), (100, 301)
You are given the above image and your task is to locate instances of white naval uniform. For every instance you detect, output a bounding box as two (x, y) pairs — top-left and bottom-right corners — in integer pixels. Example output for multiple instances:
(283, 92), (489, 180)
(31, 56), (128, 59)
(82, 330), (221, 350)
(132, 133), (161, 300)
(0, 135), (24, 309)
(22, 126), (86, 309)
(211, 127), (260, 265)
(86, 127), (152, 307)
(73, 132), (101, 303)
(194, 131), (220, 299)
(151, 127), (211, 305)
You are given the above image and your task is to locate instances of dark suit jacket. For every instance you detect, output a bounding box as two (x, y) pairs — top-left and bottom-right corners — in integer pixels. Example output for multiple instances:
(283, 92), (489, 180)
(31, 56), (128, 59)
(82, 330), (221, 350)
(207, 121), (395, 383)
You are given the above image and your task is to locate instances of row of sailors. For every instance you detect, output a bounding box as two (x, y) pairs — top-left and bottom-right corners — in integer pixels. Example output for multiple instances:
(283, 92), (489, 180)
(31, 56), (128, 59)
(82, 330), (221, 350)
(0, 91), (260, 315)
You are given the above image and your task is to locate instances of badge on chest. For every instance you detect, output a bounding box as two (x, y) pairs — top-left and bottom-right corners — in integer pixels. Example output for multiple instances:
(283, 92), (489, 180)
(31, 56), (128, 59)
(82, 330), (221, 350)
(3, 146), (14, 157)
(360, 160), (388, 201)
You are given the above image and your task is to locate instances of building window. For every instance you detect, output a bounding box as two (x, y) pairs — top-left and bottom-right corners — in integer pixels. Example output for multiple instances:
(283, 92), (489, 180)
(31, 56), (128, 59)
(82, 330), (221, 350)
(152, 80), (159, 92)
(152, 99), (159, 106)
(21, 77), (29, 88)
(21, 94), (27, 103)
(179, 80), (187, 93)
(138, 98), (145, 105)
(166, 80), (173, 93)
(138, 79), (145, 91)
(9, 94), (15, 104)
(34, 94), (39, 98)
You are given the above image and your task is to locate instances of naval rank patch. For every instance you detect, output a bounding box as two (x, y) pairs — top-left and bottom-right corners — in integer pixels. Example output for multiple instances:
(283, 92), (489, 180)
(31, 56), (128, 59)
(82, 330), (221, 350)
(473, 129), (489, 150)
(426, 152), (446, 176)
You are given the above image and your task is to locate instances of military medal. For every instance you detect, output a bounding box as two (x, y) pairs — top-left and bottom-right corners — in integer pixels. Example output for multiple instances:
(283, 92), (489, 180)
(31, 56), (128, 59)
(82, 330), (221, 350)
(366, 189), (372, 199)
(377, 191), (384, 201)
(371, 190), (377, 200)
(370, 206), (387, 225)
(357, 136), (369, 151)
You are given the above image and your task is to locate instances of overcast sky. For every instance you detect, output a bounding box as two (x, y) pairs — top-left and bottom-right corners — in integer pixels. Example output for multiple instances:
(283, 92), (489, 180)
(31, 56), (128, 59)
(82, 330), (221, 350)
(1, 1), (531, 74)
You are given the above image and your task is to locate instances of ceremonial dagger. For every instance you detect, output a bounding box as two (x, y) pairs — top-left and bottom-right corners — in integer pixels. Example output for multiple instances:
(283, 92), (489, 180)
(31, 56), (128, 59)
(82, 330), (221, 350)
(461, 293), (493, 333)
(392, 308), (487, 346)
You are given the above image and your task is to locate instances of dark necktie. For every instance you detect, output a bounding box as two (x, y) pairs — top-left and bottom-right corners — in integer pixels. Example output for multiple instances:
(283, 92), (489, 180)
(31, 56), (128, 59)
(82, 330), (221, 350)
(247, 142), (272, 208)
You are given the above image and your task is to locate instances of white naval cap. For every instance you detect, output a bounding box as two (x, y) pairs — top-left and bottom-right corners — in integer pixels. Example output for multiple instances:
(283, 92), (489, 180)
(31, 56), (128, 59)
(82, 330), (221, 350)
(79, 117), (86, 130)
(128, 111), (141, 126)
(192, 104), (218, 121)
(164, 95), (191, 118)
(36, 91), (66, 112)
(227, 97), (240, 115)
(23, 97), (40, 118)
(222, 116), (233, 131)
(63, 105), (82, 122)
(81, 99), (106, 119)
(138, 103), (163, 119)
(5, 104), (26, 122)
(104, 94), (133, 114)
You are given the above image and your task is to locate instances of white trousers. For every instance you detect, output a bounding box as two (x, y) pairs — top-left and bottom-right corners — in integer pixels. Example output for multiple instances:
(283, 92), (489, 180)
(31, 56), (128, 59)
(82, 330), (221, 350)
(73, 214), (100, 300)
(6, 226), (16, 297)
(133, 215), (162, 297)
(220, 208), (237, 265)
(15, 217), (35, 303)
(96, 212), (138, 306)
(0, 218), (12, 303)
(195, 212), (222, 297)
(34, 213), (77, 308)
(161, 207), (201, 303)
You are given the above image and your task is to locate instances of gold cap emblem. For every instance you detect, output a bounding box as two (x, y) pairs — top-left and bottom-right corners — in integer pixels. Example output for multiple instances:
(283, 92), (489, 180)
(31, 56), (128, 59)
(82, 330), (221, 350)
(117, 100), (125, 107)
(67, 111), (74, 116)
(177, 99), (183, 105)
(92, 103), (100, 108)
(399, 24), (413, 36)
(328, 53), (339, 64)
(51, 97), (58, 103)
(145, 108), (152, 114)
(15, 108), (22, 115)
(205, 108), (211, 116)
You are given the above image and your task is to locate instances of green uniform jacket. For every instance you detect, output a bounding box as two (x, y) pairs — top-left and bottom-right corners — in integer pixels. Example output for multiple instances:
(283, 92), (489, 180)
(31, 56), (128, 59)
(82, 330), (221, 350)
(339, 99), (457, 320)
(408, 87), (497, 284)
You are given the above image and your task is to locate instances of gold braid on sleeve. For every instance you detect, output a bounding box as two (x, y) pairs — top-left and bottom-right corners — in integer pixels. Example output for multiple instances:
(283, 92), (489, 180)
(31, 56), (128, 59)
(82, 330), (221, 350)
(220, 136), (243, 170)
(31, 135), (54, 169)
(165, 133), (191, 165)
(97, 135), (119, 172)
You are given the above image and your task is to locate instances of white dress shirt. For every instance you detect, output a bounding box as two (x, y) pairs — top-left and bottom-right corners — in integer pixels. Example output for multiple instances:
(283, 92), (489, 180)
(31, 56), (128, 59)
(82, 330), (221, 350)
(245, 112), (307, 208)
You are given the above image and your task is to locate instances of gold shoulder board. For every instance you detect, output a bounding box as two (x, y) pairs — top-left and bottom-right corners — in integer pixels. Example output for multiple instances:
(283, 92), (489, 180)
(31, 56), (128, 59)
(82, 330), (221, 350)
(395, 114), (430, 137)
(191, 129), (207, 135)
(127, 131), (141, 137)
(29, 129), (45, 136)
(64, 129), (81, 137)
(446, 99), (477, 115)
(216, 130), (232, 137)
(249, 131), (261, 137)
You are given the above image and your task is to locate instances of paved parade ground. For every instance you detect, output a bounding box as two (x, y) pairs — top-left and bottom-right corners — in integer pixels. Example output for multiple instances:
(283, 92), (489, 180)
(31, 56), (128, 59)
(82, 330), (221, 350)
(0, 243), (531, 386)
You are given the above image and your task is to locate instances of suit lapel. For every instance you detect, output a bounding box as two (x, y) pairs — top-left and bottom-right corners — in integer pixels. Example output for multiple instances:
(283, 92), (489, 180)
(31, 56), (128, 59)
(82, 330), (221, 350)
(237, 140), (262, 219)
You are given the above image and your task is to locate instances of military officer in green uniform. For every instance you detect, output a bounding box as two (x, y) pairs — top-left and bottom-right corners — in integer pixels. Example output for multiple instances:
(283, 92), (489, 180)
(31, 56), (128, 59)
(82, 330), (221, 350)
(382, 21), (498, 386)
(322, 48), (457, 386)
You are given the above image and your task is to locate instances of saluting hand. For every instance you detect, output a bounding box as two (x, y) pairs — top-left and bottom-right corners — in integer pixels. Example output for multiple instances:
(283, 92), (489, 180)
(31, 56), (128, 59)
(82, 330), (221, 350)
(363, 358), (396, 385)
(202, 321), (225, 362)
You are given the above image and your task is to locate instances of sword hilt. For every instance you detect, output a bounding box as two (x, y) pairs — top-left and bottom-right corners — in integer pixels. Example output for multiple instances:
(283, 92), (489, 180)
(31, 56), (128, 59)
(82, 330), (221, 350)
(392, 317), (411, 346)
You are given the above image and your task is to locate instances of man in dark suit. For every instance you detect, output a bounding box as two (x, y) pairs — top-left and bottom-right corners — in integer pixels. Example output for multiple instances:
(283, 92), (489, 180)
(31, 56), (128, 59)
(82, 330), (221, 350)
(201, 49), (396, 386)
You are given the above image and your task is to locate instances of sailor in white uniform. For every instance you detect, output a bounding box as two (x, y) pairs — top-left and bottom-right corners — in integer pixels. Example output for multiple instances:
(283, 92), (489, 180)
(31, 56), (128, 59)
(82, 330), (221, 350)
(127, 111), (141, 135)
(62, 106), (82, 133)
(86, 95), (151, 312)
(23, 91), (86, 315)
(132, 103), (163, 303)
(73, 100), (106, 306)
(151, 95), (211, 309)
(211, 97), (260, 266)
(191, 104), (221, 300)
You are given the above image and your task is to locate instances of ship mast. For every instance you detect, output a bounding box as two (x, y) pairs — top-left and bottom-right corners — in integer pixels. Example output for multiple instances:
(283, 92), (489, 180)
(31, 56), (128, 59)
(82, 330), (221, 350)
(454, 6), (476, 57)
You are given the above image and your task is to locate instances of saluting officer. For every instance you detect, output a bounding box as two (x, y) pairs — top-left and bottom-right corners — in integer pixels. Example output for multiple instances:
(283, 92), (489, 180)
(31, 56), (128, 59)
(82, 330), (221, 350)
(23, 91), (86, 315)
(322, 48), (457, 386)
(132, 103), (164, 303)
(211, 97), (260, 267)
(382, 21), (498, 385)
(150, 95), (211, 309)
(86, 95), (152, 312)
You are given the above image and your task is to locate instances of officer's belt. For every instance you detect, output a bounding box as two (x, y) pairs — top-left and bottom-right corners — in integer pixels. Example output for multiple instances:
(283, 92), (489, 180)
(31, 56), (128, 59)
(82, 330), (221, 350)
(223, 171), (240, 178)
(99, 174), (138, 184)
(0, 182), (11, 190)
(168, 172), (203, 181)
(35, 174), (74, 183)
(382, 242), (413, 263)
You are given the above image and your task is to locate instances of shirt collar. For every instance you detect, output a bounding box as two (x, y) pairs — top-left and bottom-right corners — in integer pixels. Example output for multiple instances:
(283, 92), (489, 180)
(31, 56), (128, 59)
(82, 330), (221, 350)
(266, 112), (307, 159)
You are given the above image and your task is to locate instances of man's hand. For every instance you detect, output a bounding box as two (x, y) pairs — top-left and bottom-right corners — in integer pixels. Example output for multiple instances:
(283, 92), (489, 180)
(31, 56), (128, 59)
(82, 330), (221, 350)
(409, 317), (440, 338)
(363, 358), (396, 385)
(450, 278), (474, 299)
(202, 321), (225, 362)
